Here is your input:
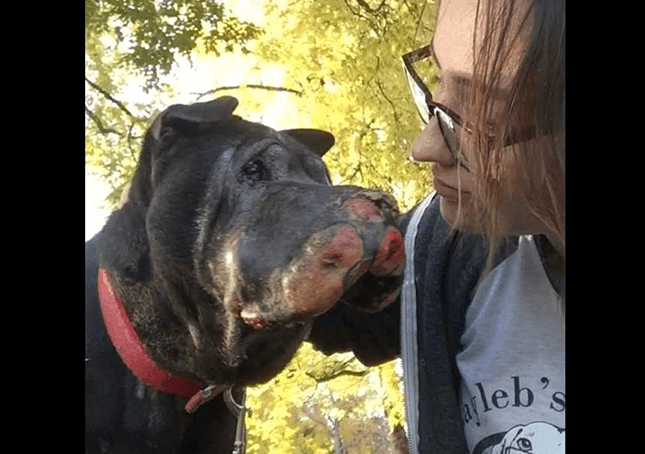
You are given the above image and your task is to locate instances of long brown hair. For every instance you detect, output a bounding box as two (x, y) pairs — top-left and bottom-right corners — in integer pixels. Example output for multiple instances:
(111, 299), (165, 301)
(459, 0), (565, 265)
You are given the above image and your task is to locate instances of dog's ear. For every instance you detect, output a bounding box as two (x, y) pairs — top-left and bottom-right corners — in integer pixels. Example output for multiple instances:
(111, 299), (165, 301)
(282, 129), (335, 157)
(151, 96), (239, 139)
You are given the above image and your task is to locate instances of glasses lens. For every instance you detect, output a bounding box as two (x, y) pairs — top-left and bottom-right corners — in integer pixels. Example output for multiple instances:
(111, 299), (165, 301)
(403, 62), (431, 123)
(435, 107), (469, 169)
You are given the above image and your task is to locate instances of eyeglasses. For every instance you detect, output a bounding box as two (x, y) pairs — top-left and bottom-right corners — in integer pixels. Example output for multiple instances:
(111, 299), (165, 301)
(402, 44), (538, 171)
(402, 44), (471, 170)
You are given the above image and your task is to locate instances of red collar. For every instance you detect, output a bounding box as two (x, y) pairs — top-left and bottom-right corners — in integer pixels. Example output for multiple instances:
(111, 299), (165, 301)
(97, 267), (224, 412)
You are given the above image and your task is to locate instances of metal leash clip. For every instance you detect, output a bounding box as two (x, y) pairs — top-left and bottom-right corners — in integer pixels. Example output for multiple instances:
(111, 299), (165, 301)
(224, 388), (247, 454)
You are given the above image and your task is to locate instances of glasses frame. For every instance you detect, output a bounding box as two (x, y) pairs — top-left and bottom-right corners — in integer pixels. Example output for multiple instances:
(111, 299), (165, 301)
(402, 44), (537, 170)
(402, 45), (471, 170)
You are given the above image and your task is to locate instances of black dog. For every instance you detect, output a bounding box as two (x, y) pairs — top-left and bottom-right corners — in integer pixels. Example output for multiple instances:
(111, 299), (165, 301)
(85, 97), (405, 453)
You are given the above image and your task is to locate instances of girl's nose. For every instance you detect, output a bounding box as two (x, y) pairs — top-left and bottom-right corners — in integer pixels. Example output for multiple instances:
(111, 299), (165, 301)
(411, 118), (456, 166)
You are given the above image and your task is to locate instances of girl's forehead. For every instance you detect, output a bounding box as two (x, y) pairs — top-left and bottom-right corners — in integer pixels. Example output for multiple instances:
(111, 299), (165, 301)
(433, 0), (478, 73)
(434, 0), (533, 82)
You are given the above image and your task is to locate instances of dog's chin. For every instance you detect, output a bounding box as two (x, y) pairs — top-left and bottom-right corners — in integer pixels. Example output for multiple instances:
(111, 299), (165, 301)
(236, 321), (311, 385)
(192, 320), (310, 386)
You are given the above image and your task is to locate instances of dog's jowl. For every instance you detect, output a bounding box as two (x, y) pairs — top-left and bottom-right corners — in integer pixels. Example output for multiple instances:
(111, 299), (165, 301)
(85, 97), (405, 454)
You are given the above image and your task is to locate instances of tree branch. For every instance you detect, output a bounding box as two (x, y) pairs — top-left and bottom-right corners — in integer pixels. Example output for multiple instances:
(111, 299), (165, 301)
(330, 417), (347, 454)
(343, 0), (381, 33)
(196, 84), (303, 100)
(305, 369), (368, 383)
(85, 76), (136, 118)
(85, 105), (122, 136)
(127, 122), (141, 159)
(374, 78), (400, 125)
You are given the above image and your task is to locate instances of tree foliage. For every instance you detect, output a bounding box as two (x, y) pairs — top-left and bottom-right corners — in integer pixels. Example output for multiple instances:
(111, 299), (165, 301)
(246, 344), (407, 454)
(86, 0), (260, 88)
(86, 0), (439, 452)
(85, 0), (260, 203)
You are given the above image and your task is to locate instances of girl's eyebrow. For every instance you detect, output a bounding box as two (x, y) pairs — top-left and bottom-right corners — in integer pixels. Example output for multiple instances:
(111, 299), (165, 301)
(450, 72), (511, 101)
(430, 37), (510, 102)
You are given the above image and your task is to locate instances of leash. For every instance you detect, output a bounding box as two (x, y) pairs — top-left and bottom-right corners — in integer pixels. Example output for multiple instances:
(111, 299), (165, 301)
(224, 388), (247, 454)
(187, 385), (247, 454)
(186, 386), (246, 454)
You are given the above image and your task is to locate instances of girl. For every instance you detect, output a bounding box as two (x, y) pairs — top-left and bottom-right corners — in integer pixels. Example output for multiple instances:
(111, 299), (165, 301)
(310, 0), (565, 452)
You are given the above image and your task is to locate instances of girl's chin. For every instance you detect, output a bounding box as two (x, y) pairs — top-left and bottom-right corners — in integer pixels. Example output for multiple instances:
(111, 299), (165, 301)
(438, 195), (480, 233)
(439, 195), (461, 227)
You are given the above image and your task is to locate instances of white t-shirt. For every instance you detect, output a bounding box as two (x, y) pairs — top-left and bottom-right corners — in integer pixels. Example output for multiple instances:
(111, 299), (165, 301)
(456, 235), (565, 454)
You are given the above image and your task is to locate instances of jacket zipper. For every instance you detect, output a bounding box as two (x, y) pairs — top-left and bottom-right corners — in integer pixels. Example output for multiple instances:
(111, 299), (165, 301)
(400, 192), (435, 454)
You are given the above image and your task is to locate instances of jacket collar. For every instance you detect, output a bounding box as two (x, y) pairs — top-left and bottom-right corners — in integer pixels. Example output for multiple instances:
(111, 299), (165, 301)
(400, 191), (435, 454)
(97, 267), (223, 411)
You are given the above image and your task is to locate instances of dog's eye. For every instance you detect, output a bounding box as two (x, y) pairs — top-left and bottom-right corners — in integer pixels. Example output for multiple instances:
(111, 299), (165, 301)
(516, 438), (532, 452)
(240, 159), (267, 185)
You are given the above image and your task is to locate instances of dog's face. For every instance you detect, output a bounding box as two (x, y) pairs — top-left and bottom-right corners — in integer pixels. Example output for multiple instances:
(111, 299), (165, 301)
(107, 97), (405, 387)
(489, 422), (565, 454)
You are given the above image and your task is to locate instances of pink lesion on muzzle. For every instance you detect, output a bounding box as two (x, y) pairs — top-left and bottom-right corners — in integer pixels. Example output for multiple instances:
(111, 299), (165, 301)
(343, 196), (405, 276)
(284, 224), (365, 318)
(370, 226), (405, 276)
(240, 196), (405, 329)
(344, 197), (385, 222)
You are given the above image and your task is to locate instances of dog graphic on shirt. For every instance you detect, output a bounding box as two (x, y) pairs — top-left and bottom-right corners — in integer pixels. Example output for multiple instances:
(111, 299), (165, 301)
(480, 421), (564, 454)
